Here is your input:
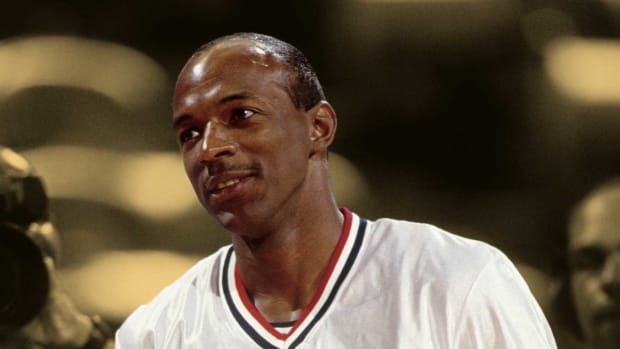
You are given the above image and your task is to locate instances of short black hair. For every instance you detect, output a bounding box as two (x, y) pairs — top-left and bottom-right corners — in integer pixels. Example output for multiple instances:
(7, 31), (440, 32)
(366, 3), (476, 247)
(194, 32), (325, 111)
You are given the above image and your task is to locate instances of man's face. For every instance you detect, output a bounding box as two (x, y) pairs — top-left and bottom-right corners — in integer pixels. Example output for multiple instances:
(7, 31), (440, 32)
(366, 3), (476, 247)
(172, 40), (313, 233)
(569, 188), (620, 347)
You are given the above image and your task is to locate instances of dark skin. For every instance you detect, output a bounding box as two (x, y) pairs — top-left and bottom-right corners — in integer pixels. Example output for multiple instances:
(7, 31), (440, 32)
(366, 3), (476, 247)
(173, 39), (342, 322)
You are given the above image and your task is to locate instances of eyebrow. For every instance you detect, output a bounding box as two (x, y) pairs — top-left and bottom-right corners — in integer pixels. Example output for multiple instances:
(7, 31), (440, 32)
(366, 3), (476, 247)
(172, 114), (191, 130)
(172, 92), (257, 130)
(218, 92), (254, 105)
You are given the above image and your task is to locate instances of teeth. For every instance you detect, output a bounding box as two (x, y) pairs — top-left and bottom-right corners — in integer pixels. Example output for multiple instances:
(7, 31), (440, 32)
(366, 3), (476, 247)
(216, 178), (240, 190)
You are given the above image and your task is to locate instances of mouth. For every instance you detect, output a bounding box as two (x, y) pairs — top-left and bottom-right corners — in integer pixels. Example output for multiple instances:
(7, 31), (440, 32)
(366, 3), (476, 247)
(205, 169), (256, 196)
(215, 178), (242, 191)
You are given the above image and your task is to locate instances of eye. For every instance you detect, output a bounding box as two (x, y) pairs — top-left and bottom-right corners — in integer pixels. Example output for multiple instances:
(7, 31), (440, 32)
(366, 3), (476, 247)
(229, 108), (256, 123)
(569, 247), (607, 271)
(178, 128), (200, 145)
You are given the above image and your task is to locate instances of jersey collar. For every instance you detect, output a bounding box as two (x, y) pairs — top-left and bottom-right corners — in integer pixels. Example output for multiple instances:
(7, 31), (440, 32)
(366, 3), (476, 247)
(220, 208), (367, 348)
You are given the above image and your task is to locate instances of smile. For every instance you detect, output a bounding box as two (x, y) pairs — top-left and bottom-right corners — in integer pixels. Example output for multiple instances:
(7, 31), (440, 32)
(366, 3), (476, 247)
(205, 169), (256, 196)
(217, 178), (241, 190)
(208, 176), (248, 195)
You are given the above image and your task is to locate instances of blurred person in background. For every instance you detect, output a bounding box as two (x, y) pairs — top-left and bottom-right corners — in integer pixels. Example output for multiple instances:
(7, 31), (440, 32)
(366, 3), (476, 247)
(116, 32), (556, 348)
(0, 145), (113, 349)
(553, 178), (620, 349)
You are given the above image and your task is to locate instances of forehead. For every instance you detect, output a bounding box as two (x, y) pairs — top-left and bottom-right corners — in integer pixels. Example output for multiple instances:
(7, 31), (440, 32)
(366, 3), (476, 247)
(569, 188), (620, 250)
(174, 40), (290, 103)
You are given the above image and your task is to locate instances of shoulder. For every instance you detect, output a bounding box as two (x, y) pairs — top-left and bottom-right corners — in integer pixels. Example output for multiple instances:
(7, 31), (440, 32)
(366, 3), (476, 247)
(355, 216), (513, 308)
(452, 247), (557, 347)
(115, 246), (230, 348)
(361, 217), (528, 312)
(366, 217), (503, 275)
(361, 217), (556, 347)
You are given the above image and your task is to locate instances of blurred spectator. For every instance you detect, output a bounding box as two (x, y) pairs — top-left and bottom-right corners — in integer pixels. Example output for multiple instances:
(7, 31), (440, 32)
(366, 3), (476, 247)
(553, 178), (620, 349)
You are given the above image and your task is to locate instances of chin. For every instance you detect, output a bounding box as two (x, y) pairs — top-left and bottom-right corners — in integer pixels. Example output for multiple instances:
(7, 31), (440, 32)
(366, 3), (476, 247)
(214, 211), (236, 228)
(213, 210), (254, 235)
(214, 208), (274, 240)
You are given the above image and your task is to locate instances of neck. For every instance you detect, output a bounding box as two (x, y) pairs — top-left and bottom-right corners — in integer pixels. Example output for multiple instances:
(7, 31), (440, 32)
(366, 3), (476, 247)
(231, 164), (344, 322)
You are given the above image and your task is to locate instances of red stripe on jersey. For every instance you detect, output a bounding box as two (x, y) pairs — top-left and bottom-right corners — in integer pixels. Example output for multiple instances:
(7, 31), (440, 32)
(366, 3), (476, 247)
(232, 208), (354, 340)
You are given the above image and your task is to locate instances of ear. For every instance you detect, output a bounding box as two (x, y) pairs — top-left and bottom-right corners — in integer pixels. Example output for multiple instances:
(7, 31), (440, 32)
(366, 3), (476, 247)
(308, 101), (337, 156)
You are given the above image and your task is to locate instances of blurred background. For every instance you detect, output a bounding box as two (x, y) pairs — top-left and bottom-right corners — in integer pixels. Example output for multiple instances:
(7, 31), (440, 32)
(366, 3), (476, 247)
(1, 0), (620, 345)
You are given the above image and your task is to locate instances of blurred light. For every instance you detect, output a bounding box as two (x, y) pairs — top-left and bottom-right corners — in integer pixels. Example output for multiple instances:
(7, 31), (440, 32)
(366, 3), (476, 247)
(116, 152), (198, 219)
(601, 0), (620, 10)
(357, 0), (491, 2)
(21, 145), (197, 220)
(22, 145), (368, 219)
(59, 250), (200, 321)
(0, 35), (168, 111)
(0, 147), (31, 173)
(545, 37), (620, 104)
(521, 8), (577, 54)
(329, 153), (369, 209)
(340, 0), (519, 52)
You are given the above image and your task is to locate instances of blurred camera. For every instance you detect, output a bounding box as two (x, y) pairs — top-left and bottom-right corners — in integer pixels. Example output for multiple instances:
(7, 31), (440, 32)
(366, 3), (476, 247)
(0, 222), (50, 331)
(0, 146), (56, 332)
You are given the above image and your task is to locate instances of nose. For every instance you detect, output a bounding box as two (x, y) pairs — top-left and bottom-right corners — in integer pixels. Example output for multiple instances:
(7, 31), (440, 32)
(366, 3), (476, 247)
(601, 251), (620, 298)
(199, 121), (237, 164)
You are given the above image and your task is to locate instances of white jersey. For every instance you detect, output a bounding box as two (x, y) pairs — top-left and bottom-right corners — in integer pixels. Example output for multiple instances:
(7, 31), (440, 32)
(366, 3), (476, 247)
(116, 209), (557, 348)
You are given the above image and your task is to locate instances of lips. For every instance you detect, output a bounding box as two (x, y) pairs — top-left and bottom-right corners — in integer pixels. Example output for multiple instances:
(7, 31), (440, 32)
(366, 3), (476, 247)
(204, 169), (256, 195)
(216, 178), (242, 191)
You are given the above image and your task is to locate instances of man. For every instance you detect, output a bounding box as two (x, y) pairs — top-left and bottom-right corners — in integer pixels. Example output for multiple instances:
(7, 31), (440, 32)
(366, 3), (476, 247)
(116, 32), (556, 348)
(554, 178), (620, 349)
(0, 146), (113, 349)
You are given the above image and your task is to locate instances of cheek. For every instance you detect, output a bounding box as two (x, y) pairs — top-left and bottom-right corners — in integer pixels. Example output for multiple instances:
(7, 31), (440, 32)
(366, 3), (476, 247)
(571, 273), (598, 327)
(182, 152), (202, 192)
(272, 141), (308, 176)
(257, 126), (310, 174)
